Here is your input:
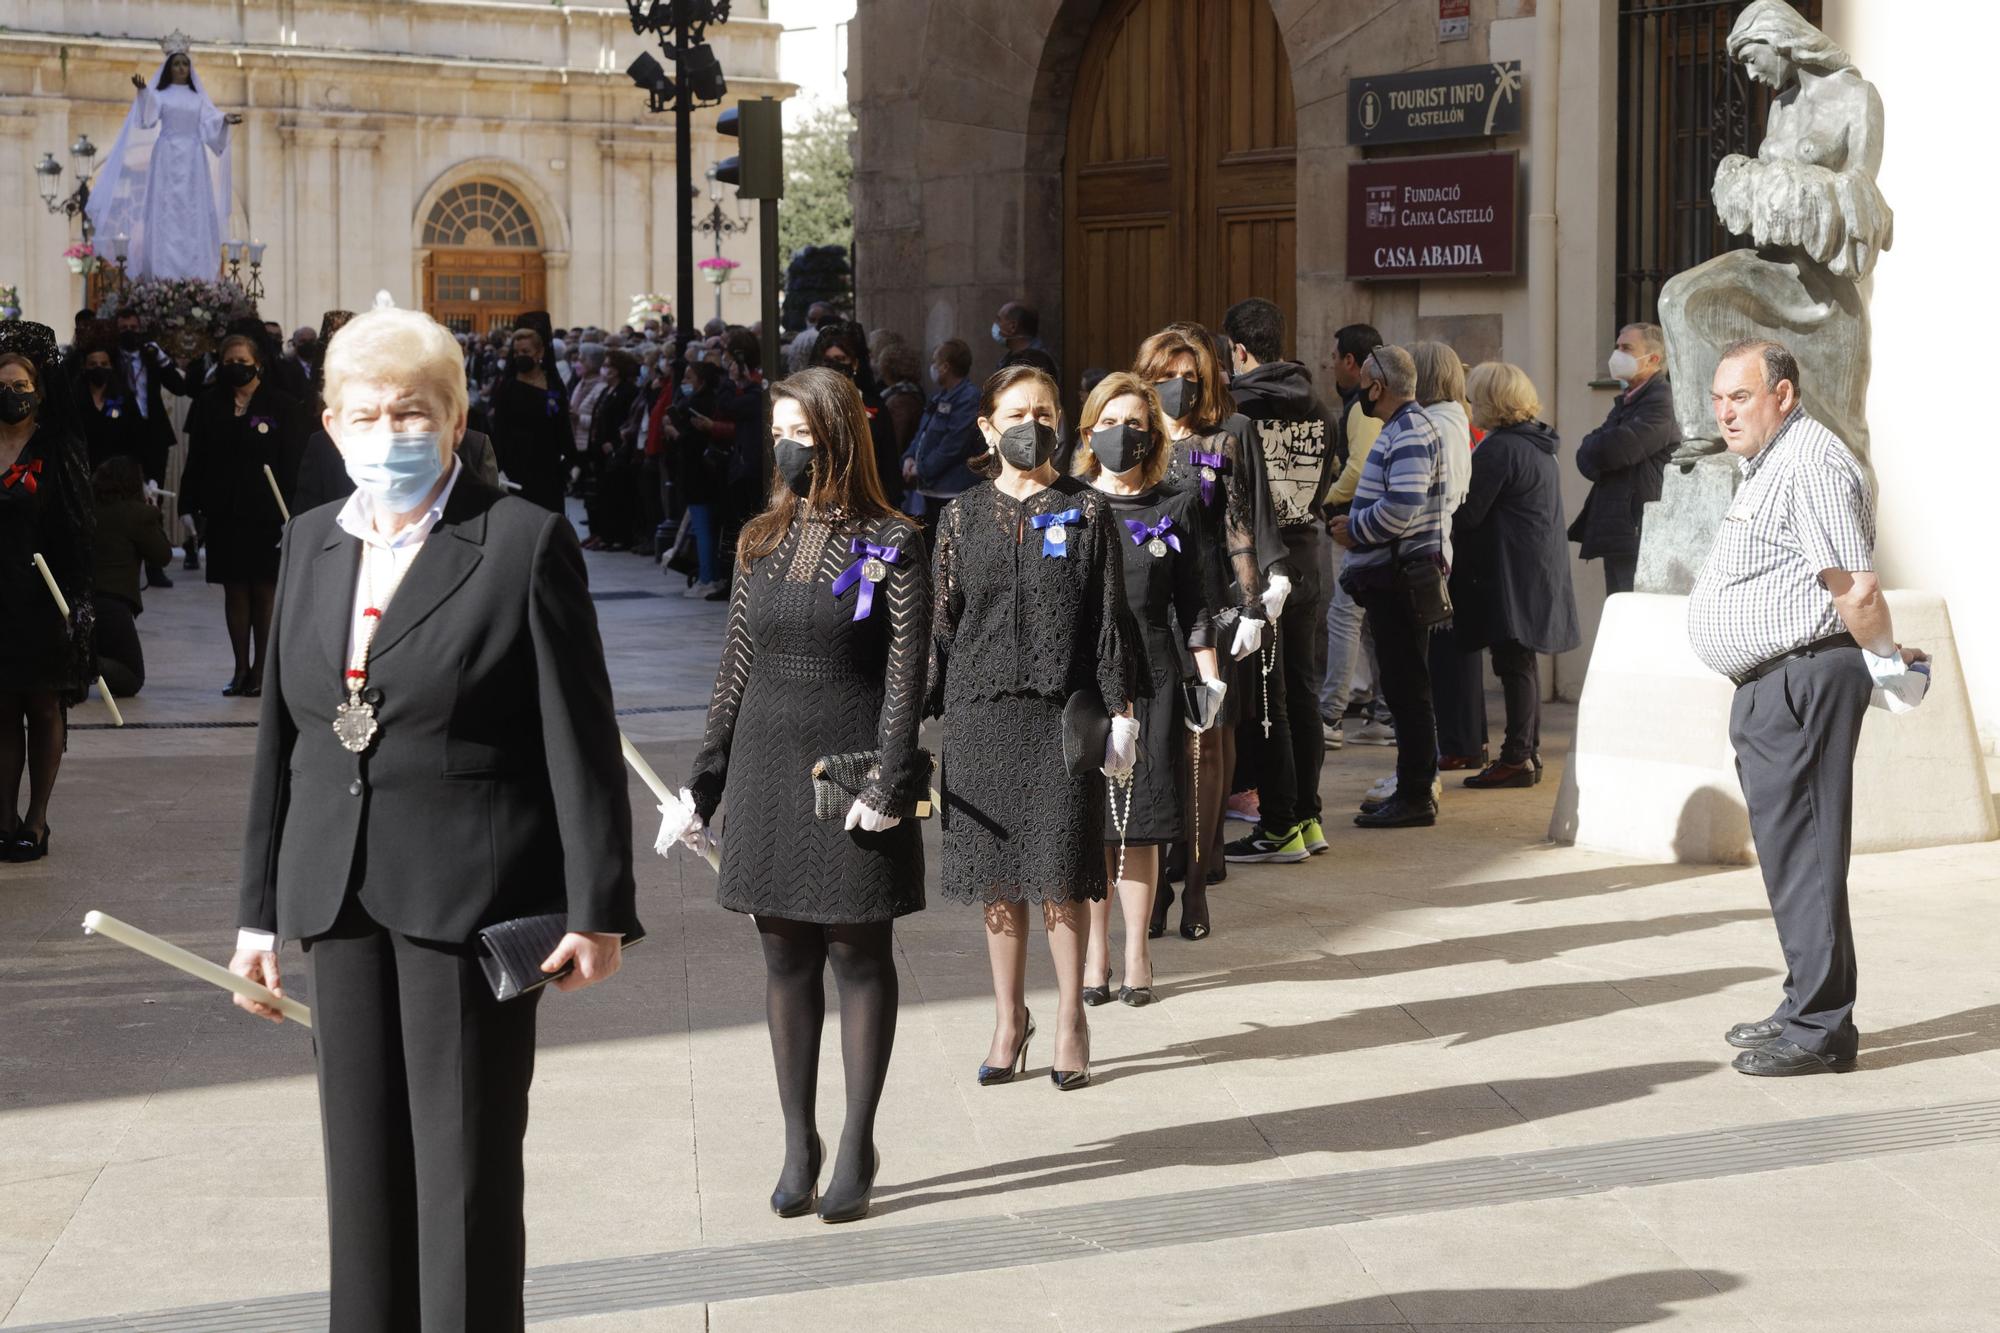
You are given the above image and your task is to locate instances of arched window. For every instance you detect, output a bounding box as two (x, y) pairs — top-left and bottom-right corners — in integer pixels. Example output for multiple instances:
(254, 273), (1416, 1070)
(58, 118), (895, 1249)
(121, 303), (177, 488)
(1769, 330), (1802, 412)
(422, 181), (540, 248)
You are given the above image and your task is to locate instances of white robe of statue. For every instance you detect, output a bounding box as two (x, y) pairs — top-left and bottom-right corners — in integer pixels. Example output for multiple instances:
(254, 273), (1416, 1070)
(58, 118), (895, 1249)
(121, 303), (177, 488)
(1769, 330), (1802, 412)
(86, 57), (234, 284)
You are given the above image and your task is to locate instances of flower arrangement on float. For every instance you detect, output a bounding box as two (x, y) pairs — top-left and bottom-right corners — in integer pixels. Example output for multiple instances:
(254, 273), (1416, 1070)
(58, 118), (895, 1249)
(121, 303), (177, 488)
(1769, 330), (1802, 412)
(697, 256), (742, 286)
(63, 243), (99, 275)
(626, 292), (672, 332)
(0, 286), (20, 321)
(99, 276), (257, 359)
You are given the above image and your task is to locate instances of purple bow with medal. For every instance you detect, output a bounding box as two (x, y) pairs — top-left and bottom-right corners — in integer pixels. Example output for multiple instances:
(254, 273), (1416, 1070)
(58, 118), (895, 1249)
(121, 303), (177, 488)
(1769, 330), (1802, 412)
(831, 537), (902, 620)
(1190, 449), (1229, 506)
(249, 414), (275, 437)
(1029, 508), (1082, 558)
(104, 396), (125, 420)
(1125, 515), (1180, 559)
(545, 389), (562, 418)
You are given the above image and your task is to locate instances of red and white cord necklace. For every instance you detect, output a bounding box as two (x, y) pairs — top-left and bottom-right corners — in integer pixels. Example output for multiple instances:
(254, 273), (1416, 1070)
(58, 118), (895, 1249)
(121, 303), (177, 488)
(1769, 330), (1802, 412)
(332, 550), (413, 754)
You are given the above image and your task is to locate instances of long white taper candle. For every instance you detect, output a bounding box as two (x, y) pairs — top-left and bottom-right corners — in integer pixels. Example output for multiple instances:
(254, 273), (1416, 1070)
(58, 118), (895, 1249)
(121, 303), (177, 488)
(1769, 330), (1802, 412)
(31, 553), (124, 727)
(82, 911), (312, 1027)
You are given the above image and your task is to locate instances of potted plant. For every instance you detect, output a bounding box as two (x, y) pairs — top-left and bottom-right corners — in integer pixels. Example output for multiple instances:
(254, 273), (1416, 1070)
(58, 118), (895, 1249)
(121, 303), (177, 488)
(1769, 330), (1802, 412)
(698, 256), (741, 287)
(64, 242), (99, 275)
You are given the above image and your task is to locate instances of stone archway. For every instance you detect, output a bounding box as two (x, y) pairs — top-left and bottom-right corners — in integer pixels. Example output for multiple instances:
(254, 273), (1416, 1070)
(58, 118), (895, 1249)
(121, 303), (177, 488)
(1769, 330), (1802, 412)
(411, 161), (570, 331)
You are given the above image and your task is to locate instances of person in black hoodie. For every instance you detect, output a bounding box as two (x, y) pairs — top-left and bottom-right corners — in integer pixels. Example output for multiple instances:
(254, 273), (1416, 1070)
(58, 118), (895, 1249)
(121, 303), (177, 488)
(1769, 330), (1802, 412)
(1217, 299), (1342, 865)
(1452, 363), (1581, 788)
(1570, 323), (1676, 595)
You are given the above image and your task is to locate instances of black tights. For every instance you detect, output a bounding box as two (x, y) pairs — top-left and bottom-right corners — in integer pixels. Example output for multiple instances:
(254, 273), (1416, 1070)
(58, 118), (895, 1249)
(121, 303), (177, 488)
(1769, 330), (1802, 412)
(757, 916), (898, 1198)
(224, 579), (276, 685)
(0, 690), (64, 836)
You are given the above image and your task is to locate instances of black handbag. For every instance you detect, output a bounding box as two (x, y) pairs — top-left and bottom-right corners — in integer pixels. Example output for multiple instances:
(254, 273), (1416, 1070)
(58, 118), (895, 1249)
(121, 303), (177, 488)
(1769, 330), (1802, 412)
(475, 913), (647, 1002)
(1061, 689), (1111, 779)
(1392, 537), (1454, 630)
(809, 749), (936, 820)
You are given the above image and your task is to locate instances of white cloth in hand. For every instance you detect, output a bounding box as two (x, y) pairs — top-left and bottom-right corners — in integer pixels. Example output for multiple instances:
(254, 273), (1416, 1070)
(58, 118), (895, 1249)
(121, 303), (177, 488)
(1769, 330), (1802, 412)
(844, 799), (901, 833)
(1260, 571), (1292, 622)
(654, 787), (705, 857)
(1185, 676), (1228, 733)
(1863, 648), (1929, 714)
(1229, 616), (1265, 661)
(1104, 715), (1141, 776)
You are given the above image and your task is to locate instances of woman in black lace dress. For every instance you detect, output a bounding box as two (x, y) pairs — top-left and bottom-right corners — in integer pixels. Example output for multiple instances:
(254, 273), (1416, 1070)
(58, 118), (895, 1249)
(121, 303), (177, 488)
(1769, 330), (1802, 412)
(1073, 374), (1220, 994)
(928, 364), (1138, 1092)
(1138, 323), (1284, 915)
(670, 368), (928, 1225)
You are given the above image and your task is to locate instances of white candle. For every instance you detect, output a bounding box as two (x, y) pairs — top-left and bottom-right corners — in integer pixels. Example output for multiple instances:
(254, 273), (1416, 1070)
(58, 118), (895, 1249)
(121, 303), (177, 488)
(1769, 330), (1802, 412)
(262, 464), (291, 521)
(621, 731), (720, 871)
(81, 911), (312, 1027)
(31, 553), (124, 727)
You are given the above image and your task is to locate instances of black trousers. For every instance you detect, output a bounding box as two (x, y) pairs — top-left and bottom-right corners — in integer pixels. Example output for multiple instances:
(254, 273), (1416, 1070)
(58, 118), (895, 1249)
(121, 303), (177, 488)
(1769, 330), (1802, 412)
(1729, 645), (1870, 1055)
(1253, 526), (1331, 830)
(1351, 585), (1437, 801)
(307, 899), (542, 1333)
(1428, 620), (1487, 759)
(90, 594), (146, 697)
(1488, 639), (1541, 765)
(1602, 551), (1637, 597)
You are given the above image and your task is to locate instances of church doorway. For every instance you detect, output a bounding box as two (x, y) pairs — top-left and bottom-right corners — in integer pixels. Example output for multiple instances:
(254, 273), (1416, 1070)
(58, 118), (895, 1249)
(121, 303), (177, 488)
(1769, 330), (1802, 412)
(1063, 0), (1298, 376)
(420, 180), (548, 334)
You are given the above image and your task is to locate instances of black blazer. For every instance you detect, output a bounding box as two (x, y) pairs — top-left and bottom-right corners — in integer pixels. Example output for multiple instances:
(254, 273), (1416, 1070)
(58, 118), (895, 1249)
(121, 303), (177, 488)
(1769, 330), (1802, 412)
(237, 476), (638, 944)
(1569, 374), (1676, 560)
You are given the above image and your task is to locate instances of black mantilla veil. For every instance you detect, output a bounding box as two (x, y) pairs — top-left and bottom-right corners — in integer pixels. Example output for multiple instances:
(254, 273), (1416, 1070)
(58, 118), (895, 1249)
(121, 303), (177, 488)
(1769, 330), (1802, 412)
(0, 320), (98, 703)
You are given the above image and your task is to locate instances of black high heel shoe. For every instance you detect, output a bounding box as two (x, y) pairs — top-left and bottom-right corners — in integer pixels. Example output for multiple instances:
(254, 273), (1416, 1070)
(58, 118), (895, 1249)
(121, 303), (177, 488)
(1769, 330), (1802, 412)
(1147, 883), (1174, 940)
(817, 1146), (879, 1224)
(1050, 1028), (1091, 1091)
(769, 1132), (825, 1218)
(10, 825), (49, 863)
(1081, 977), (1112, 1007)
(1179, 882), (1211, 941)
(977, 1008), (1034, 1085)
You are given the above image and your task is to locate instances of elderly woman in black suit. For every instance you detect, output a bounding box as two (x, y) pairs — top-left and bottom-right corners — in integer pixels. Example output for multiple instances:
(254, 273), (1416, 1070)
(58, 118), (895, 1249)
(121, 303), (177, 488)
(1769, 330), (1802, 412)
(226, 307), (637, 1333)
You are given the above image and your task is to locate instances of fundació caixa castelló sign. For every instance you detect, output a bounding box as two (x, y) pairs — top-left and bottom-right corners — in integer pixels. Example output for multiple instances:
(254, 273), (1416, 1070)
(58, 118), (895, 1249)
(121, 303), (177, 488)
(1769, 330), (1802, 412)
(1346, 151), (1519, 281)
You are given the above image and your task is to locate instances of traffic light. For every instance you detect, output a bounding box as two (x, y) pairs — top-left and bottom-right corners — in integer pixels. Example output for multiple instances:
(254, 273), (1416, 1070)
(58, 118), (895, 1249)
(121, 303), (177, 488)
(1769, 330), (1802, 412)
(714, 97), (783, 200)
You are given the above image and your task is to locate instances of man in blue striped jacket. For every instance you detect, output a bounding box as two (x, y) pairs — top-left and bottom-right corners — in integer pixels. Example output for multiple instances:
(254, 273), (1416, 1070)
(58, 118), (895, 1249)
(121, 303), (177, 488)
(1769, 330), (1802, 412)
(1330, 344), (1448, 828)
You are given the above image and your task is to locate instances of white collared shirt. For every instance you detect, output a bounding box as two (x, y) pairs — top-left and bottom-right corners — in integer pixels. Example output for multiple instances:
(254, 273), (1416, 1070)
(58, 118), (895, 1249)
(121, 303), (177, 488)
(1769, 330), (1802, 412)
(236, 461), (463, 956)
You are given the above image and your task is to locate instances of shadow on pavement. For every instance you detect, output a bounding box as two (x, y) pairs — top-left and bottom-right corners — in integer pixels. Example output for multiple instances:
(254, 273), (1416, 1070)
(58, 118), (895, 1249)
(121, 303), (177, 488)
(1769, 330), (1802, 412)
(1176, 1269), (1744, 1330)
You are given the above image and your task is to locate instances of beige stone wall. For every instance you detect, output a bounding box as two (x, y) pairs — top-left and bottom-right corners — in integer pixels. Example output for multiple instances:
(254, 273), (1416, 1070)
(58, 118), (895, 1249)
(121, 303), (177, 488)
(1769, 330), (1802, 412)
(1, 0), (789, 329)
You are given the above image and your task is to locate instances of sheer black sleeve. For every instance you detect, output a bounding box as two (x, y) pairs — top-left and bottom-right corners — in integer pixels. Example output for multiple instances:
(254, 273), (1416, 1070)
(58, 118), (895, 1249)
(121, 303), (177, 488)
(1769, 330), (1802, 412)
(1088, 495), (1137, 715)
(924, 499), (963, 719)
(687, 564), (756, 820)
(1169, 493), (1215, 655)
(860, 521), (932, 817)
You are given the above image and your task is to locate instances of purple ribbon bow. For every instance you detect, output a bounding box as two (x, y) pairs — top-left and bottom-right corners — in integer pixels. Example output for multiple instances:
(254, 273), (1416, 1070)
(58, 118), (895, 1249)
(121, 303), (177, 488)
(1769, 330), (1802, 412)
(249, 414), (275, 435)
(831, 538), (903, 620)
(1125, 515), (1181, 553)
(545, 389), (562, 418)
(1028, 508), (1082, 558)
(1190, 449), (1229, 506)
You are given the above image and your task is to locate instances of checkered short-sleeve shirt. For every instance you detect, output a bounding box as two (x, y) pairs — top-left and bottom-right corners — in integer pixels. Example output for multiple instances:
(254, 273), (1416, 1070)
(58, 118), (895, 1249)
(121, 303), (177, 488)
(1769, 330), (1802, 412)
(1686, 409), (1874, 680)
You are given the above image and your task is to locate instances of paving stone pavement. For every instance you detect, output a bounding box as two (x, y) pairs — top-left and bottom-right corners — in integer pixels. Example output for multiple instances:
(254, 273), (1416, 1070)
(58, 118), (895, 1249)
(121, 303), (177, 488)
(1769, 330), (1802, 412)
(4, 525), (1999, 1331)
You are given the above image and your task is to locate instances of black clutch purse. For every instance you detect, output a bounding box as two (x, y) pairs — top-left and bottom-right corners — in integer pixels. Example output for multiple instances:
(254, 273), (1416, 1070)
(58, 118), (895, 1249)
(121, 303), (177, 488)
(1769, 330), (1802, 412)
(1061, 689), (1110, 779)
(810, 749), (936, 820)
(475, 913), (647, 1002)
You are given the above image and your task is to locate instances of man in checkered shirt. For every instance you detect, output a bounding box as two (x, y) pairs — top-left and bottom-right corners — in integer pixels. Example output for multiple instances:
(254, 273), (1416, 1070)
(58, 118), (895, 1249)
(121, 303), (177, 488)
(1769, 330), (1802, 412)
(1687, 338), (1929, 1078)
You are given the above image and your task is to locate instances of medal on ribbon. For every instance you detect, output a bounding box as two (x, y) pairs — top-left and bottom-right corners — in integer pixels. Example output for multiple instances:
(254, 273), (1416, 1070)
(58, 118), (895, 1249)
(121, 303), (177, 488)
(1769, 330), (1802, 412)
(1125, 515), (1181, 560)
(831, 537), (902, 620)
(1189, 449), (1228, 506)
(1029, 508), (1082, 558)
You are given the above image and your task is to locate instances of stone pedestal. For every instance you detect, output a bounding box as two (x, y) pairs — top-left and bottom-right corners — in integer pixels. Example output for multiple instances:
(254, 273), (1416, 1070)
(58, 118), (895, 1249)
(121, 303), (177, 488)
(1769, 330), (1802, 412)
(1635, 453), (1738, 595)
(1550, 591), (1997, 865)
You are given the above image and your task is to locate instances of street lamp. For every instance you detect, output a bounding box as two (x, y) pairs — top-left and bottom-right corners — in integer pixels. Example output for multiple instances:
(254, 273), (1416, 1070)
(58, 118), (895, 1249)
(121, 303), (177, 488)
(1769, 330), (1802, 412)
(36, 133), (100, 241)
(694, 162), (751, 322)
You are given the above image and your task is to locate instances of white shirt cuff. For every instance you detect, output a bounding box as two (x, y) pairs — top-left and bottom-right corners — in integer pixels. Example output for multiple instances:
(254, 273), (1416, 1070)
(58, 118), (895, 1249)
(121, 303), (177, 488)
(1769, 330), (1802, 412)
(236, 928), (278, 953)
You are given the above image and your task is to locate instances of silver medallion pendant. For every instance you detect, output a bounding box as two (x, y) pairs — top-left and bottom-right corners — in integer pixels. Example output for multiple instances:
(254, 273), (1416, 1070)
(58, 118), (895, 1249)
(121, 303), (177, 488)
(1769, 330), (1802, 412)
(1147, 537), (1169, 558)
(1199, 465), (1217, 483)
(1047, 523), (1068, 546)
(862, 557), (889, 584)
(333, 696), (379, 754)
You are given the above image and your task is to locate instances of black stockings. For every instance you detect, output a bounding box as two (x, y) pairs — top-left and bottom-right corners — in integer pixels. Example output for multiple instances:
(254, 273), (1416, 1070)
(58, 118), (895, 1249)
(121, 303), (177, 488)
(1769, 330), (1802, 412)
(223, 580), (277, 686)
(756, 916), (898, 1198)
(0, 691), (64, 835)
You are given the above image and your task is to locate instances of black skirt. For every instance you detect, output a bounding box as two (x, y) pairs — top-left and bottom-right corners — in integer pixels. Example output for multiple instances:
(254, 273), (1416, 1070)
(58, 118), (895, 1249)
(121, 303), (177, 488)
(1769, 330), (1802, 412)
(204, 517), (283, 585)
(1109, 685), (1184, 847)
(940, 692), (1106, 906)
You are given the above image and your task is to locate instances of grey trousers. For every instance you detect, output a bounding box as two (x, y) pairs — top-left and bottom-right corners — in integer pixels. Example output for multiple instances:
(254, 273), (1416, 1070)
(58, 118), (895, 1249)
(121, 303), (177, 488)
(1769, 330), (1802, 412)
(1728, 644), (1871, 1055)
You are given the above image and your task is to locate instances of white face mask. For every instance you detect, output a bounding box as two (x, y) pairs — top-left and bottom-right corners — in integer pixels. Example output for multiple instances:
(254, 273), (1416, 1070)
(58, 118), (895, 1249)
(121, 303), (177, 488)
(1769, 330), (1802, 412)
(343, 429), (447, 514)
(1608, 349), (1641, 384)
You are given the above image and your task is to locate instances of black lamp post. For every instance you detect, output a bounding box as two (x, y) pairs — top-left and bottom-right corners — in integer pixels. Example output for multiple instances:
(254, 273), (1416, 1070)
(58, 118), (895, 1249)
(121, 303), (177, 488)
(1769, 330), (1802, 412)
(694, 163), (752, 323)
(36, 134), (100, 241)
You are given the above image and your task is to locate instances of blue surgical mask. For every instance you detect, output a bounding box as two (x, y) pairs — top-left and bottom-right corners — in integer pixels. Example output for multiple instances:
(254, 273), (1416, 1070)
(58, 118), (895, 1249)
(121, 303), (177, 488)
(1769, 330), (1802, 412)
(344, 430), (447, 514)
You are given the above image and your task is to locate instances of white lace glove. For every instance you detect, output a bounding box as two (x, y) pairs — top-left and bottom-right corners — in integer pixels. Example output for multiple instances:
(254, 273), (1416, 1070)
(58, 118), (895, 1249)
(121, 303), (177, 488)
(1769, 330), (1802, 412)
(1260, 571), (1293, 622)
(1104, 715), (1141, 776)
(844, 798), (901, 833)
(653, 787), (707, 857)
(1185, 676), (1228, 733)
(1229, 616), (1265, 661)
(143, 479), (163, 505)
(1863, 647), (1930, 714)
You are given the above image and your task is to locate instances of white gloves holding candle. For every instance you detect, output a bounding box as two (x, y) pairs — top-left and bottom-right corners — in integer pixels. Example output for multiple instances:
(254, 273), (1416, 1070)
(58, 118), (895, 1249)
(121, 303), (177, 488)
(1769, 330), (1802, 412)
(1104, 715), (1141, 777)
(845, 799), (901, 833)
(654, 788), (717, 859)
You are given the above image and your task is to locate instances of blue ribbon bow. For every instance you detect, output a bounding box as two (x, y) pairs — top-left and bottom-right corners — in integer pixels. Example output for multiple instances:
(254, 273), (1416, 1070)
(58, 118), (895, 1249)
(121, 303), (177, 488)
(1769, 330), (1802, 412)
(1028, 508), (1083, 558)
(1125, 515), (1181, 554)
(1189, 449), (1229, 506)
(545, 389), (562, 418)
(104, 396), (126, 417)
(830, 538), (902, 620)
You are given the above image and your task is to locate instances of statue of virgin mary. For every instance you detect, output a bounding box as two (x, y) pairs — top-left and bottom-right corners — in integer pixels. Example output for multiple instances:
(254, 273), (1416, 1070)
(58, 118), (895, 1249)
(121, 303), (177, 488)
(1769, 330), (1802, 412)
(85, 31), (241, 283)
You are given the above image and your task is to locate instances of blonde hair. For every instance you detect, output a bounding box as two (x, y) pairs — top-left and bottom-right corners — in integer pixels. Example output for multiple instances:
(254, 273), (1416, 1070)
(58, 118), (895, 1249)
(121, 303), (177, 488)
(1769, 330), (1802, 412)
(1072, 371), (1171, 489)
(1466, 361), (1543, 431)
(1408, 341), (1466, 408)
(323, 307), (470, 424)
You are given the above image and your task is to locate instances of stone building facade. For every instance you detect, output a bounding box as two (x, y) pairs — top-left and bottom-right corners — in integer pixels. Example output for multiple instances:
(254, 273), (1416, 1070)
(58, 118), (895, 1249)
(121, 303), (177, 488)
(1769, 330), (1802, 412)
(1, 0), (789, 332)
(850, 0), (2000, 749)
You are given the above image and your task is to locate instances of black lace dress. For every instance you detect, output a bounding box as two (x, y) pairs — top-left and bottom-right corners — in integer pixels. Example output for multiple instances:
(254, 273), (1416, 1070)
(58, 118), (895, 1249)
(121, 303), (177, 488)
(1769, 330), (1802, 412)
(927, 476), (1137, 905)
(688, 509), (930, 923)
(1099, 485), (1214, 845)
(0, 428), (95, 703)
(1165, 416), (1284, 724)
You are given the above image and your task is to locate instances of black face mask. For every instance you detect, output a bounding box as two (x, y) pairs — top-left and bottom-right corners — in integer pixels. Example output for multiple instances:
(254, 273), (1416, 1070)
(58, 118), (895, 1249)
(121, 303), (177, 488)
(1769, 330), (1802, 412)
(823, 359), (857, 381)
(1154, 376), (1200, 422)
(773, 436), (816, 499)
(510, 354), (538, 375)
(0, 388), (36, 425)
(1090, 423), (1149, 475)
(1360, 385), (1385, 421)
(84, 367), (114, 388)
(117, 330), (143, 353)
(220, 363), (257, 389)
(996, 420), (1058, 471)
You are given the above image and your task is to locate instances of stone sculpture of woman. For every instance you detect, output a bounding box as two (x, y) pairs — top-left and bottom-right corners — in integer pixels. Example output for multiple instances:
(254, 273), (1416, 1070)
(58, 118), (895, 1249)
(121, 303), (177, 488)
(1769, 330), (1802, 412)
(1658, 0), (1892, 467)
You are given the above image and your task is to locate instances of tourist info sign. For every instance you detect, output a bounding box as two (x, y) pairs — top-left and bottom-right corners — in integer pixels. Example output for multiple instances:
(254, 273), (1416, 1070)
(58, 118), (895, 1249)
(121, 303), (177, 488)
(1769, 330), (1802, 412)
(1346, 151), (1519, 280)
(1348, 61), (1523, 146)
